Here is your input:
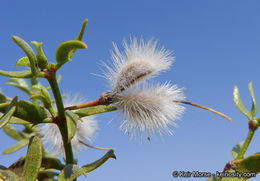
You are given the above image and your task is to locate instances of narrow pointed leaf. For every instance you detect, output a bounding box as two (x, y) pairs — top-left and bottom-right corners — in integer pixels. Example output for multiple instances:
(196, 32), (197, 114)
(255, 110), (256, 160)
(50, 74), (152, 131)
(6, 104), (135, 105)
(6, 78), (31, 95)
(236, 153), (260, 175)
(55, 40), (87, 70)
(3, 139), (29, 154)
(0, 170), (20, 181)
(0, 70), (33, 78)
(15, 56), (30, 67)
(58, 164), (86, 181)
(0, 96), (17, 128)
(83, 150), (116, 173)
(22, 136), (42, 181)
(248, 82), (257, 118)
(0, 92), (6, 103)
(31, 41), (48, 69)
(233, 86), (251, 120)
(75, 19), (88, 41)
(12, 36), (38, 75)
(65, 110), (79, 142)
(232, 142), (245, 159)
(3, 124), (25, 141)
(75, 105), (117, 118)
(9, 117), (30, 124)
(0, 100), (48, 124)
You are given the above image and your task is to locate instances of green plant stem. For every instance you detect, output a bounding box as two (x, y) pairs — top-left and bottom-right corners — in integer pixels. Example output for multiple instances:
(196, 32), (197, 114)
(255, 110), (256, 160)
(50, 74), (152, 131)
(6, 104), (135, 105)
(236, 129), (255, 159)
(47, 74), (74, 165)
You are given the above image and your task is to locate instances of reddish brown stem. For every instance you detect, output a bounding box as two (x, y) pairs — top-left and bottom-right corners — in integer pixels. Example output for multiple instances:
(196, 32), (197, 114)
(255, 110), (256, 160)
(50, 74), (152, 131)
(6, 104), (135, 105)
(65, 97), (103, 110)
(173, 100), (232, 122)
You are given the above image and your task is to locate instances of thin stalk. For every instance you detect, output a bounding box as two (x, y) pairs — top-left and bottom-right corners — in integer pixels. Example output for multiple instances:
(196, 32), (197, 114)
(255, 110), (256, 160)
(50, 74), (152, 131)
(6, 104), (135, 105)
(47, 75), (74, 164)
(173, 100), (232, 122)
(65, 97), (102, 110)
(79, 140), (114, 151)
(236, 129), (255, 159)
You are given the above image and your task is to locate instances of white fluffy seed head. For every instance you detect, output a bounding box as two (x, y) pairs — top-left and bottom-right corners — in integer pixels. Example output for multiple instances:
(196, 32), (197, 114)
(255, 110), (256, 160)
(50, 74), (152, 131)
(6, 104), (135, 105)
(112, 83), (185, 138)
(40, 94), (98, 157)
(103, 37), (175, 93)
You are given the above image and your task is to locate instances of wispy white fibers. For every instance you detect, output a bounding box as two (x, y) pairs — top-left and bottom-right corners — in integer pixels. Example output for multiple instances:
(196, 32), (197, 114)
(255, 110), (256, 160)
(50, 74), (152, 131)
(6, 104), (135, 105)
(103, 37), (174, 93)
(114, 83), (185, 137)
(40, 94), (98, 156)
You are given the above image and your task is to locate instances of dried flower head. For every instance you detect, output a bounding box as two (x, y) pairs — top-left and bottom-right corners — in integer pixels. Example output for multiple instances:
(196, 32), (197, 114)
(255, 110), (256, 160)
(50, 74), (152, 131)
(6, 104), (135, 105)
(112, 83), (185, 137)
(40, 94), (98, 156)
(103, 37), (174, 93)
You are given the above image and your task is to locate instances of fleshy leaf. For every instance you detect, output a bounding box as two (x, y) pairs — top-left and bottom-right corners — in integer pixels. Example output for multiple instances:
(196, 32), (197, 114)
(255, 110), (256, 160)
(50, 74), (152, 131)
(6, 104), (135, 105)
(55, 40), (87, 70)
(6, 78), (31, 95)
(75, 105), (117, 118)
(3, 139), (29, 154)
(3, 124), (26, 141)
(15, 56), (30, 67)
(68, 19), (88, 58)
(31, 41), (49, 69)
(31, 84), (51, 108)
(0, 100), (48, 124)
(236, 153), (260, 175)
(0, 169), (20, 181)
(22, 136), (42, 181)
(12, 36), (38, 75)
(65, 110), (79, 142)
(248, 82), (257, 119)
(233, 86), (252, 120)
(83, 149), (116, 173)
(232, 142), (245, 159)
(58, 164), (86, 181)
(0, 96), (17, 128)
(0, 70), (33, 78)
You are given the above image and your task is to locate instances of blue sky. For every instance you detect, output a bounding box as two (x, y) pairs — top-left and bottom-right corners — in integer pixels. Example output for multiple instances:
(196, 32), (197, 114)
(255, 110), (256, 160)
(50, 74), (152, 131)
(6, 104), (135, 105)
(1, 0), (260, 180)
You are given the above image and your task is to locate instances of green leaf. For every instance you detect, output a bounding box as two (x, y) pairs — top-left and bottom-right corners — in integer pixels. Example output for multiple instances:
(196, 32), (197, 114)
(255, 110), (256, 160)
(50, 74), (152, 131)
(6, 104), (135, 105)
(31, 41), (49, 69)
(0, 92), (6, 103)
(9, 117), (30, 124)
(55, 40), (87, 70)
(58, 164), (86, 181)
(248, 82), (257, 118)
(3, 139), (29, 154)
(68, 19), (88, 58)
(41, 157), (65, 170)
(6, 78), (31, 95)
(0, 169), (20, 181)
(15, 56), (30, 67)
(3, 124), (25, 141)
(83, 149), (116, 173)
(0, 70), (33, 78)
(22, 136), (42, 181)
(12, 35), (38, 75)
(0, 96), (17, 128)
(236, 153), (260, 175)
(75, 19), (88, 41)
(0, 100), (48, 124)
(65, 110), (79, 142)
(232, 142), (245, 159)
(75, 105), (117, 118)
(233, 86), (252, 120)
(31, 84), (51, 108)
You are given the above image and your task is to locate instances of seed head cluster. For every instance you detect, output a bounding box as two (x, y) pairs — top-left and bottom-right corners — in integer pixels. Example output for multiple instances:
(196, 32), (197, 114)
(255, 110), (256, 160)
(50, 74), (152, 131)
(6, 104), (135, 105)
(103, 37), (185, 137)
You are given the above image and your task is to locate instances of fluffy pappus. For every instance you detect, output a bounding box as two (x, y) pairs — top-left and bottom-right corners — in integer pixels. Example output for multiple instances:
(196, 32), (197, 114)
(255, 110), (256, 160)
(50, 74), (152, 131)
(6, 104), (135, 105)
(103, 37), (174, 93)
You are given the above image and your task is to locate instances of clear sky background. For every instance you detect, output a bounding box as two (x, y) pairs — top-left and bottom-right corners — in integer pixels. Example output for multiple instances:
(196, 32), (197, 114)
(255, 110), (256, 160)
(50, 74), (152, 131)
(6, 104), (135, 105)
(1, 1), (260, 181)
